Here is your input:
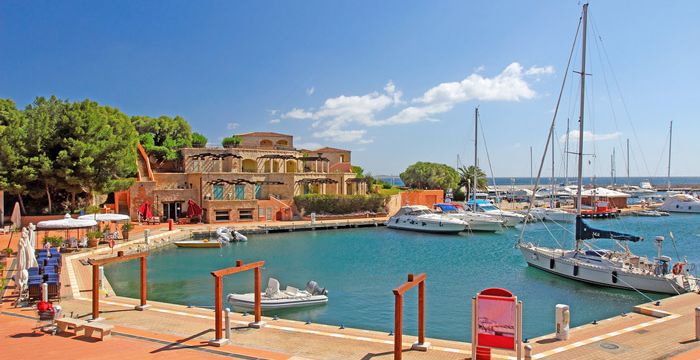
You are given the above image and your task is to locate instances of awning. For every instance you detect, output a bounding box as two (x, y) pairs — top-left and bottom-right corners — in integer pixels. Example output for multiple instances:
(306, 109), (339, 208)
(138, 202), (153, 219)
(187, 199), (202, 217)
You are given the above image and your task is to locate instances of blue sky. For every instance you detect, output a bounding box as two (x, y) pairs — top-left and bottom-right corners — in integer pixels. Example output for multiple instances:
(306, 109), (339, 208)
(1, 1), (698, 177)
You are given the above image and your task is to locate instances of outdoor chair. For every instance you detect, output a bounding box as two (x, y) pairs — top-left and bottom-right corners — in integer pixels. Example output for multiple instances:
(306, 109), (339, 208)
(28, 283), (42, 300)
(0, 225), (10, 234)
(78, 237), (88, 248)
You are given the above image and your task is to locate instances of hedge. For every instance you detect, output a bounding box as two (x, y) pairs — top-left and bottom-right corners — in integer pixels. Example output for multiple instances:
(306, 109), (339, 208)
(293, 194), (388, 215)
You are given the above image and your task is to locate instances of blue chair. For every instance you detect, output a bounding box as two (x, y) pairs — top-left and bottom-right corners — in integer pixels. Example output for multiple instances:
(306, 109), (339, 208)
(28, 267), (40, 276)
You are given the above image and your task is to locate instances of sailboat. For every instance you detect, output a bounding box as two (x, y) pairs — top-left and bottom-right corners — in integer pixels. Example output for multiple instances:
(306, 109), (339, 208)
(467, 107), (525, 227)
(518, 4), (696, 294)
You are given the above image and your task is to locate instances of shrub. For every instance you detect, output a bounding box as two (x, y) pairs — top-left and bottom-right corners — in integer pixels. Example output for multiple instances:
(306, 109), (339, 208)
(382, 183), (392, 189)
(87, 230), (103, 240)
(45, 236), (64, 247)
(192, 132), (208, 147)
(293, 194), (388, 215)
(222, 136), (242, 148)
(85, 205), (101, 214)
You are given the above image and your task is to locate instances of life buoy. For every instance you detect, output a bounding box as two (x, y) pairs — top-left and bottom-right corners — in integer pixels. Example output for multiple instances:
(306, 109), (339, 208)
(672, 262), (684, 275)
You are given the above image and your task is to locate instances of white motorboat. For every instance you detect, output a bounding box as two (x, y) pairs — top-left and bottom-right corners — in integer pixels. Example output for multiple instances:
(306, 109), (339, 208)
(633, 210), (669, 217)
(227, 278), (328, 310)
(518, 3), (697, 295)
(529, 207), (576, 223)
(386, 205), (468, 234)
(216, 227), (248, 242)
(617, 184), (655, 197)
(659, 194), (700, 213)
(433, 203), (503, 232)
(467, 200), (525, 227)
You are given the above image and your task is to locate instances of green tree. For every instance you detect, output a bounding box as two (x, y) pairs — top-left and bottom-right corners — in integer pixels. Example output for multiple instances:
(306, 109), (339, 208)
(399, 162), (459, 190)
(0, 99), (31, 213)
(351, 166), (364, 178)
(457, 165), (488, 197)
(56, 100), (138, 204)
(192, 132), (207, 147)
(132, 115), (193, 165)
(222, 136), (241, 147)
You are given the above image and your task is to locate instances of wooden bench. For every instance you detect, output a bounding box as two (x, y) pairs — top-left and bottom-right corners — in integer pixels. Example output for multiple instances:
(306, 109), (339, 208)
(56, 318), (87, 336)
(84, 322), (114, 340)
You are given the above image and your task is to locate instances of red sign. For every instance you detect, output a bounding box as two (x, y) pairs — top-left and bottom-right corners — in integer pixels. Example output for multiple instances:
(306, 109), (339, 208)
(476, 288), (516, 350)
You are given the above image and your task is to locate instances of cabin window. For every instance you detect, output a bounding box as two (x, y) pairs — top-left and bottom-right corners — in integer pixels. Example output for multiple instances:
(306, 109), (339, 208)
(214, 210), (230, 221)
(549, 259), (555, 269)
(239, 209), (254, 220)
(213, 185), (224, 200)
(612, 271), (618, 284)
(573, 265), (579, 276)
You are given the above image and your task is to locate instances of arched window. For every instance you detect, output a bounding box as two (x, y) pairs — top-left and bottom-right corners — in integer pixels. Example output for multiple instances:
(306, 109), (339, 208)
(285, 160), (297, 173)
(242, 159), (257, 173)
(276, 139), (289, 146)
(260, 139), (273, 147)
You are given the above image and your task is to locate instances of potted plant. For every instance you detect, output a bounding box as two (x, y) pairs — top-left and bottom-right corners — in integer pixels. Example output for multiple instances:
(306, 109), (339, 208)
(222, 136), (242, 148)
(2, 247), (14, 258)
(45, 236), (64, 248)
(87, 231), (102, 248)
(122, 222), (134, 240)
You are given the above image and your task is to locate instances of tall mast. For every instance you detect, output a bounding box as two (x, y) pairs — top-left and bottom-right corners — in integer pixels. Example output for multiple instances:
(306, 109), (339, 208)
(530, 146), (533, 185)
(551, 126), (555, 207)
(472, 107), (479, 210)
(575, 3), (588, 242)
(626, 138), (630, 186)
(611, 148), (616, 186)
(565, 118), (570, 185)
(667, 120), (673, 191)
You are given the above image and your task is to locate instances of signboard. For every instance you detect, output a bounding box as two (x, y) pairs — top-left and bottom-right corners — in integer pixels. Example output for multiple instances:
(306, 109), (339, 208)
(472, 288), (522, 359)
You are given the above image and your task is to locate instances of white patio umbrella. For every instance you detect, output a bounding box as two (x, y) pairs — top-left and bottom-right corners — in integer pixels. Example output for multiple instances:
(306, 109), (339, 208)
(21, 227), (38, 268)
(28, 223), (37, 249)
(16, 234), (29, 294)
(10, 202), (21, 230)
(36, 213), (98, 230)
(77, 213), (130, 222)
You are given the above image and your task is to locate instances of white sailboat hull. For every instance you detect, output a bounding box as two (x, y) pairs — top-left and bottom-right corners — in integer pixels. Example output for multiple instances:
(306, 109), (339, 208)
(519, 244), (689, 294)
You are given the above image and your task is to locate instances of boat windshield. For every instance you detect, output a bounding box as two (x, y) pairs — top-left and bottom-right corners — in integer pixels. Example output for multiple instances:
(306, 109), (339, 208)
(479, 205), (500, 212)
(409, 209), (432, 216)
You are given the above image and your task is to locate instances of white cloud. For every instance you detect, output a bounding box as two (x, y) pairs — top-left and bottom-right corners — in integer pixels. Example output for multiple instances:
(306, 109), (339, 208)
(281, 63), (552, 143)
(269, 118), (280, 124)
(226, 122), (240, 130)
(560, 130), (621, 143)
(282, 108), (314, 119)
(295, 142), (324, 150)
(306, 86), (315, 96)
(267, 109), (279, 116)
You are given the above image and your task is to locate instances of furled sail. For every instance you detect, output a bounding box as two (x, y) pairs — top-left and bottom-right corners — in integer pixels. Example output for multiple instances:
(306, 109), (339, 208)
(575, 217), (642, 242)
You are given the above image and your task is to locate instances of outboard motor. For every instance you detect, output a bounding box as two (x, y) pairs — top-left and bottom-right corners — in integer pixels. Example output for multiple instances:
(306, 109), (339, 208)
(305, 280), (328, 296)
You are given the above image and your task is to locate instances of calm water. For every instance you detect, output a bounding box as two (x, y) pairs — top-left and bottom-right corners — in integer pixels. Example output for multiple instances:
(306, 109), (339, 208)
(106, 214), (700, 341)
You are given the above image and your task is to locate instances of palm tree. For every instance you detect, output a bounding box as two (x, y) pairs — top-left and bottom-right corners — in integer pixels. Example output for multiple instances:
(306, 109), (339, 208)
(457, 165), (488, 197)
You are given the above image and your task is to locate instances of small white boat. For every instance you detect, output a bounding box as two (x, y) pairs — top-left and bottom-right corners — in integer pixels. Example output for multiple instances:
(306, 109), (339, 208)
(216, 227), (248, 242)
(386, 205), (468, 234)
(227, 278), (328, 310)
(633, 210), (669, 217)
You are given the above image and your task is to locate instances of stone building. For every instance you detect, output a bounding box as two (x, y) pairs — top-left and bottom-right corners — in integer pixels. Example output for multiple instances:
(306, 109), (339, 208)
(117, 132), (368, 223)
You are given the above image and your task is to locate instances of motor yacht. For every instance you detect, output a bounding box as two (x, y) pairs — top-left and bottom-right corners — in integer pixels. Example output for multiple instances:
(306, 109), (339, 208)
(466, 200), (525, 227)
(433, 203), (504, 232)
(529, 207), (576, 223)
(386, 205), (468, 234)
(659, 194), (700, 213)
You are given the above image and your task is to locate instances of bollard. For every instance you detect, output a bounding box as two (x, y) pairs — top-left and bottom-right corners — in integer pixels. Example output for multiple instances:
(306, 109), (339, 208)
(225, 308), (232, 340)
(144, 229), (150, 245)
(168, 218), (174, 231)
(41, 283), (49, 302)
(524, 344), (533, 360)
(99, 266), (106, 291)
(696, 307), (700, 341)
(555, 304), (570, 340)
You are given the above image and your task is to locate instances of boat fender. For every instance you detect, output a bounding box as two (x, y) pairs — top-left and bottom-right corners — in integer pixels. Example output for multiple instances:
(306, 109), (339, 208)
(672, 262), (684, 275)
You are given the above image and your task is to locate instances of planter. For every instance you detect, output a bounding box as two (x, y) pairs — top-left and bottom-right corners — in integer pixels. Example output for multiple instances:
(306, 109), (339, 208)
(123, 230), (130, 240)
(88, 239), (99, 248)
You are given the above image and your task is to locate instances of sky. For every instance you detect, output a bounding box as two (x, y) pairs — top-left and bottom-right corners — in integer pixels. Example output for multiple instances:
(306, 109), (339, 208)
(1, 1), (699, 178)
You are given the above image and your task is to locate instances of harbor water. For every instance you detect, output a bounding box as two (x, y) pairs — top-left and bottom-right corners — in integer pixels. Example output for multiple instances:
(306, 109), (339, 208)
(105, 214), (700, 341)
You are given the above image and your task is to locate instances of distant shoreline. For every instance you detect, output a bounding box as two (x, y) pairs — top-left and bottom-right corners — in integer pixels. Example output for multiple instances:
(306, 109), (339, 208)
(376, 176), (700, 187)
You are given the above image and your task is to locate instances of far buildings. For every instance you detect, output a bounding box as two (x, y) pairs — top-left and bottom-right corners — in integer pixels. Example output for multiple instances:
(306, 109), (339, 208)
(112, 132), (368, 223)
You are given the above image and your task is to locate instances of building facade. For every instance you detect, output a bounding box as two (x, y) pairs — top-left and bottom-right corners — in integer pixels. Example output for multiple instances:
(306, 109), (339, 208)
(124, 132), (368, 223)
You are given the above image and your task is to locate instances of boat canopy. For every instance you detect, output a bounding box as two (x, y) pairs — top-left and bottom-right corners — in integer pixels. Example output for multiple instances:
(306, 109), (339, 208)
(575, 217), (642, 242)
(433, 203), (458, 212)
